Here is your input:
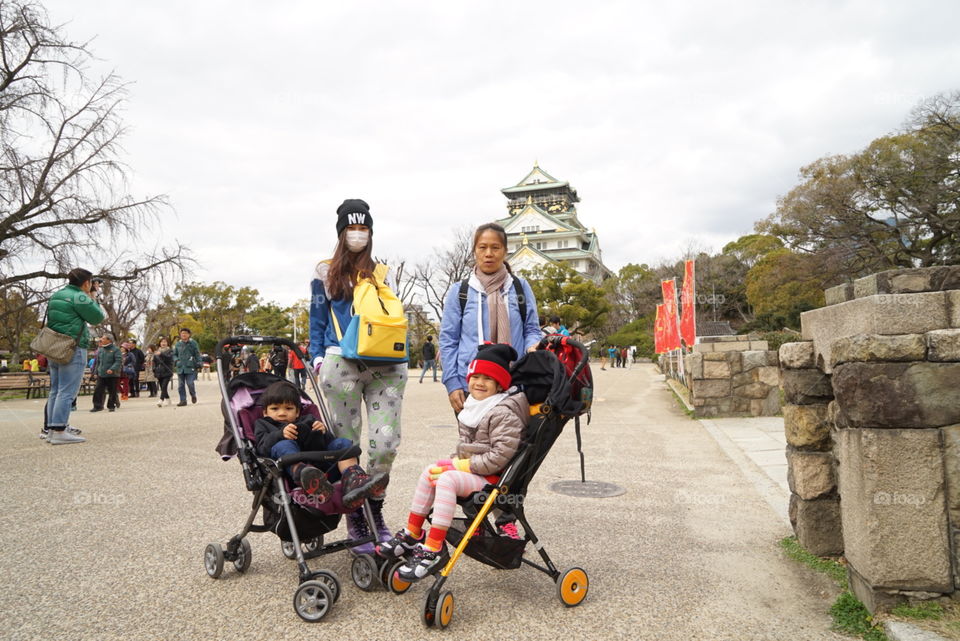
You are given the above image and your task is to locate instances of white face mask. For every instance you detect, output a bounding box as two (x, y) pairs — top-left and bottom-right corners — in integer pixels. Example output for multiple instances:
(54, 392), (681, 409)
(345, 230), (369, 252)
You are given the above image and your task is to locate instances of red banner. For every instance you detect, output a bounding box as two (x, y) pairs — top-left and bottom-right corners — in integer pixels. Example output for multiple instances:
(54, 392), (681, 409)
(654, 304), (665, 354)
(660, 280), (682, 352)
(680, 259), (696, 347)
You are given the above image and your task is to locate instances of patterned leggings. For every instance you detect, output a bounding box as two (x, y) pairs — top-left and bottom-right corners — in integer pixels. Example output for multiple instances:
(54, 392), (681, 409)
(410, 464), (488, 530)
(320, 353), (407, 477)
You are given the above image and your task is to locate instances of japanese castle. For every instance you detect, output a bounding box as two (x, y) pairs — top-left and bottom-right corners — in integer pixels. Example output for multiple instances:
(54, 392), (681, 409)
(496, 164), (613, 284)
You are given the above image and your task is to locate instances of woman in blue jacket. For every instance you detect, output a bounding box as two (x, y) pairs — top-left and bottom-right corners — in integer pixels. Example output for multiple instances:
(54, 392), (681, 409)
(309, 199), (407, 554)
(439, 223), (541, 411)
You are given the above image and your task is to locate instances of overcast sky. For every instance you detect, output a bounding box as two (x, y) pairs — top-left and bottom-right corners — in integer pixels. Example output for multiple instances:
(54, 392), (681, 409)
(43, 0), (960, 307)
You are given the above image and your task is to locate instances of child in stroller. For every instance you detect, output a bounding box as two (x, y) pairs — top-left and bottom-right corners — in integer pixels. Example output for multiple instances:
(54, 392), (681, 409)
(254, 380), (388, 510)
(377, 343), (528, 582)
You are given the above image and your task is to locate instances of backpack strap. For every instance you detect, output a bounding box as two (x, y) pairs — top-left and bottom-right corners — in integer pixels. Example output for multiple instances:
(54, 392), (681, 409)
(459, 276), (527, 323)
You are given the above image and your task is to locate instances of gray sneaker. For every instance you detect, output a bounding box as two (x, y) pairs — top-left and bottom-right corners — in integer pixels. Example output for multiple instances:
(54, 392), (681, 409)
(39, 429), (49, 440)
(47, 430), (86, 445)
(65, 426), (82, 436)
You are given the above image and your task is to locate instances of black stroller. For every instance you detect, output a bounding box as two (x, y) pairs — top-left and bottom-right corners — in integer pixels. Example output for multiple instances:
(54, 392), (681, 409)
(389, 336), (594, 628)
(203, 336), (404, 621)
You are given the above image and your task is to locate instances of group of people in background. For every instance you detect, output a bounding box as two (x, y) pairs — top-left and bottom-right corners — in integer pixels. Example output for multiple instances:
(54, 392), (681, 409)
(601, 344), (636, 370)
(219, 341), (309, 386)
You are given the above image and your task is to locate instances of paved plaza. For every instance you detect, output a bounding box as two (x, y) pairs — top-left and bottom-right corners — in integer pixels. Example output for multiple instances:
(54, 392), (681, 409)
(0, 365), (844, 640)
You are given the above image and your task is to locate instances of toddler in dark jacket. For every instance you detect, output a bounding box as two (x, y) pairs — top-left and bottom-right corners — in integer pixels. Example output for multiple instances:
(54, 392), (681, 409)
(253, 381), (387, 510)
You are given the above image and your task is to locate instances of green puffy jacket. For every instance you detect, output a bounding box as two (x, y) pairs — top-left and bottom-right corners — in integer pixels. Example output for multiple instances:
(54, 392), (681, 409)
(173, 338), (201, 374)
(47, 284), (105, 347)
(96, 343), (122, 377)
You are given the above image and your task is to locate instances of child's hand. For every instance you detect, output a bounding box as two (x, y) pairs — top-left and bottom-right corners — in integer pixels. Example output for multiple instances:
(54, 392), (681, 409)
(312, 420), (325, 432)
(282, 423), (298, 439)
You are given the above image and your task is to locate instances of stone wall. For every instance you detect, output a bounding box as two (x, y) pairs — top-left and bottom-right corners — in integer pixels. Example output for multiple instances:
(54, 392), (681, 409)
(782, 265), (960, 612)
(682, 336), (781, 418)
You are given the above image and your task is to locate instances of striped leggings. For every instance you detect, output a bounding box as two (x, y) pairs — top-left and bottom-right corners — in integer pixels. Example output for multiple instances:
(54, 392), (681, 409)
(410, 464), (488, 530)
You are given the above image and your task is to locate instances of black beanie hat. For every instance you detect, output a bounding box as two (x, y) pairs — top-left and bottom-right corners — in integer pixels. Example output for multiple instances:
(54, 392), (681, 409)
(467, 342), (518, 391)
(336, 199), (374, 236)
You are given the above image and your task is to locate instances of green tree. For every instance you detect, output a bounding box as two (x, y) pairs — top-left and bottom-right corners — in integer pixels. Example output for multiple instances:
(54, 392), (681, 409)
(521, 263), (610, 335)
(744, 249), (825, 331)
(245, 302), (292, 338)
(604, 314), (656, 359)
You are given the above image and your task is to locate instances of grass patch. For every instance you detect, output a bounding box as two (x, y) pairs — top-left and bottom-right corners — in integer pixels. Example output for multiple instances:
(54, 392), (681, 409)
(890, 601), (944, 620)
(780, 537), (888, 640)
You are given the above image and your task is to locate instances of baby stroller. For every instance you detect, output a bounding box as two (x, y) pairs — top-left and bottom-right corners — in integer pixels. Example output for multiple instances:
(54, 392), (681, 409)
(203, 336), (400, 622)
(390, 335), (594, 628)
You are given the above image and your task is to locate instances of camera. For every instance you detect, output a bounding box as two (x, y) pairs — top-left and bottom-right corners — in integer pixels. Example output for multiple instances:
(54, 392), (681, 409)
(90, 277), (104, 294)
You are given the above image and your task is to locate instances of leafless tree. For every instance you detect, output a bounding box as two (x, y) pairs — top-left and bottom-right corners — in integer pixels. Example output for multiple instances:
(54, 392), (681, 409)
(0, 1), (191, 320)
(415, 226), (473, 321)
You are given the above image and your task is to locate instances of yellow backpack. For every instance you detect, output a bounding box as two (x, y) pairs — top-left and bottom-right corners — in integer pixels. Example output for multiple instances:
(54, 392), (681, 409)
(330, 263), (409, 362)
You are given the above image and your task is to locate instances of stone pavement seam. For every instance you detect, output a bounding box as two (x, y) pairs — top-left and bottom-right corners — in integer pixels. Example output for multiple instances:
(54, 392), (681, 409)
(699, 418), (790, 527)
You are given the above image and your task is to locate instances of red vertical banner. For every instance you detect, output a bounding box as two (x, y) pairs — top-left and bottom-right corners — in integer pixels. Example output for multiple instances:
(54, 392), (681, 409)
(680, 259), (696, 347)
(654, 304), (665, 354)
(660, 280), (682, 352)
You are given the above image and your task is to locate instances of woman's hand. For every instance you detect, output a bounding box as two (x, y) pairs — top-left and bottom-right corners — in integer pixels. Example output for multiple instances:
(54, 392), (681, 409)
(448, 388), (466, 412)
(282, 423), (298, 439)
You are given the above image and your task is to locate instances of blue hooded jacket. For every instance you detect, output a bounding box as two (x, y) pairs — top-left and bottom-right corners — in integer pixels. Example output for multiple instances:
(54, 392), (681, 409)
(439, 273), (541, 395)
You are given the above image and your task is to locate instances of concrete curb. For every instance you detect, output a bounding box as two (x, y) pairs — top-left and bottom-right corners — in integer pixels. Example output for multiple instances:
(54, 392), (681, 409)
(884, 620), (950, 641)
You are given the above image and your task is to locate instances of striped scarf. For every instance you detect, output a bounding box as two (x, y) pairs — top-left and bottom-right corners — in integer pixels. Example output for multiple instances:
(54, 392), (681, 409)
(475, 266), (511, 344)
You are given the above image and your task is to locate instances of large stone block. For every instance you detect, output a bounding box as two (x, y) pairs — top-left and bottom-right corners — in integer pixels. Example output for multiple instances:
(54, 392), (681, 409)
(789, 494), (843, 556)
(784, 403), (831, 450)
(780, 341), (815, 369)
(825, 283), (854, 306)
(684, 353), (704, 379)
(714, 341), (748, 353)
(854, 274), (883, 299)
(741, 350), (767, 372)
(830, 333), (926, 367)
(926, 329), (960, 362)
(950, 290), (960, 328)
(835, 428), (951, 592)
(941, 425), (960, 583)
(800, 292), (950, 373)
(703, 360), (731, 379)
(735, 382), (773, 400)
(692, 343), (714, 353)
(692, 378), (731, 399)
(702, 352), (728, 362)
(782, 368), (833, 405)
(832, 362), (960, 428)
(848, 566), (908, 614)
(749, 341), (769, 351)
(787, 448), (836, 500)
(757, 366), (781, 387)
(750, 388), (781, 416)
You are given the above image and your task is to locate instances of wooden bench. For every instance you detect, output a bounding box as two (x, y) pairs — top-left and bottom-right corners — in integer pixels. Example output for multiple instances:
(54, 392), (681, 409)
(0, 373), (45, 398)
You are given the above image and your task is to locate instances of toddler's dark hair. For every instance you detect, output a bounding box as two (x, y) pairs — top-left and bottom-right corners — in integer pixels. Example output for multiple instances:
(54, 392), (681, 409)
(261, 381), (302, 411)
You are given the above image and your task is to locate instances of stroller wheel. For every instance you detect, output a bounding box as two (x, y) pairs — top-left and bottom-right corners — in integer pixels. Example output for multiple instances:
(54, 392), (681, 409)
(351, 555), (379, 592)
(387, 561), (412, 595)
(313, 570), (341, 604)
(233, 538), (252, 573)
(436, 590), (455, 629)
(556, 567), (589, 607)
(303, 536), (323, 553)
(203, 543), (224, 579)
(281, 541), (296, 559)
(293, 580), (334, 622)
(421, 589), (438, 627)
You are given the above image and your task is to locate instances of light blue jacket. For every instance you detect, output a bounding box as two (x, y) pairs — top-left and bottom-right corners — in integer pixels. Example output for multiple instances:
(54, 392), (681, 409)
(439, 273), (541, 395)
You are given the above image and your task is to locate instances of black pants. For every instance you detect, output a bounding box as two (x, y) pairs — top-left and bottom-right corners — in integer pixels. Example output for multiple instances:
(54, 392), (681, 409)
(131, 371), (141, 397)
(146, 381), (157, 396)
(93, 377), (119, 410)
(158, 376), (172, 400)
(274, 365), (287, 380)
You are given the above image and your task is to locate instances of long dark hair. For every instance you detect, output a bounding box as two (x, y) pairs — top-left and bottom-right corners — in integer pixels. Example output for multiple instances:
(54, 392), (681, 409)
(473, 222), (513, 274)
(325, 229), (376, 301)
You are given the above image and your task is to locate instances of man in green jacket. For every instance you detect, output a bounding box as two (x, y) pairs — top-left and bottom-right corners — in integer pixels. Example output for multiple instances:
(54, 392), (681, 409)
(91, 335), (122, 412)
(173, 328), (201, 406)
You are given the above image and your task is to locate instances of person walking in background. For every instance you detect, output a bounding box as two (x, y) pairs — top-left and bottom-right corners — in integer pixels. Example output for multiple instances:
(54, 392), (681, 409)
(128, 340), (145, 397)
(243, 347), (259, 374)
(419, 336), (438, 383)
(288, 343), (306, 389)
(118, 346), (133, 400)
(143, 345), (158, 397)
(42, 268), (106, 444)
(173, 328), (201, 406)
(153, 337), (174, 407)
(258, 350), (270, 375)
(269, 344), (288, 380)
(91, 334), (121, 414)
(200, 352), (213, 380)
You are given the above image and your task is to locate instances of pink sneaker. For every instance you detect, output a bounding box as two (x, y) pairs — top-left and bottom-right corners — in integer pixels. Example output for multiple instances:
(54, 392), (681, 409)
(498, 522), (521, 540)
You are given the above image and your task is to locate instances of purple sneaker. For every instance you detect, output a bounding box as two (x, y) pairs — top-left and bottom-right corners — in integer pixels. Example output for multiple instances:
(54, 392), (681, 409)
(345, 509), (375, 555)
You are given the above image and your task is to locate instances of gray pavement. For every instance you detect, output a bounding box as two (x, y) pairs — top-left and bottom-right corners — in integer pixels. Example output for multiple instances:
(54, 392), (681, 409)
(0, 365), (843, 640)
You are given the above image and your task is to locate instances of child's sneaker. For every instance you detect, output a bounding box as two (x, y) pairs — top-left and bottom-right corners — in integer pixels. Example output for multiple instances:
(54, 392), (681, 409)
(376, 528), (425, 559)
(345, 509), (375, 555)
(299, 466), (333, 503)
(340, 466), (371, 511)
(397, 544), (449, 582)
(498, 522), (522, 540)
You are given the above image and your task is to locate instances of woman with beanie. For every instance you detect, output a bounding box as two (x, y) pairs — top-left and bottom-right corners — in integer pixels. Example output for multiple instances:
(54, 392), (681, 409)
(309, 199), (407, 553)
(437, 222), (541, 538)
(42, 268), (106, 444)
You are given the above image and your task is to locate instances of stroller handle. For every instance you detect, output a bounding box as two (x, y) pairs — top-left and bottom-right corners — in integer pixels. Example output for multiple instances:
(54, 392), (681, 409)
(275, 444), (362, 468)
(538, 335), (591, 380)
(216, 336), (308, 363)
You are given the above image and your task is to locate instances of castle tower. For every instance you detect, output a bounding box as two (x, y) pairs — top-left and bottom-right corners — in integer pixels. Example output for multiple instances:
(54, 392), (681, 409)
(497, 163), (613, 284)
